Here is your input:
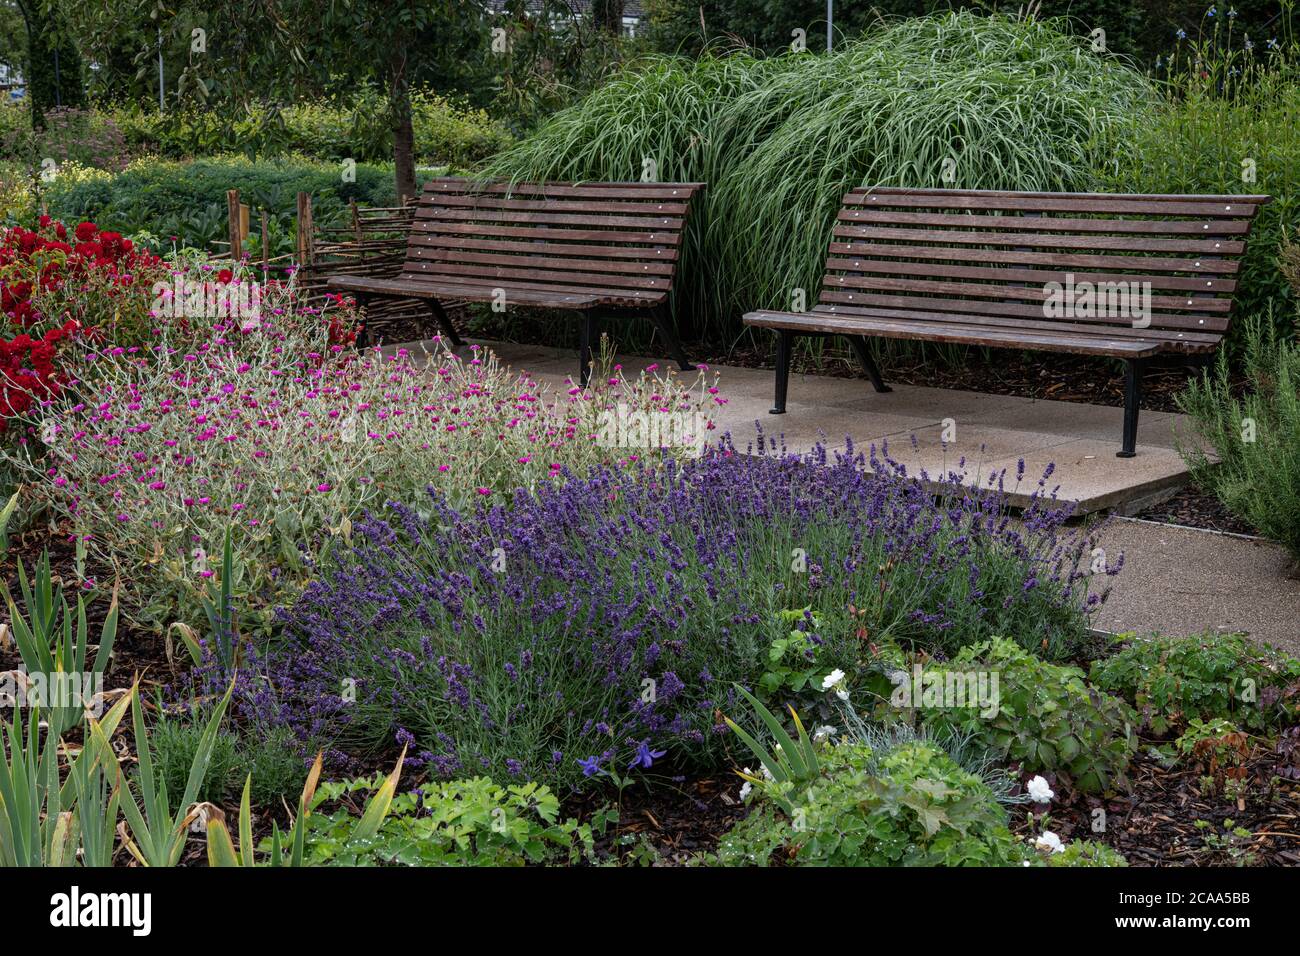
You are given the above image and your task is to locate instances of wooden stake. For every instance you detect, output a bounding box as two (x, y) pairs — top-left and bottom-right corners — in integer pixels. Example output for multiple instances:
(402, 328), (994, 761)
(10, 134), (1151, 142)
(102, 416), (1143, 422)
(226, 189), (242, 261)
(295, 192), (315, 266)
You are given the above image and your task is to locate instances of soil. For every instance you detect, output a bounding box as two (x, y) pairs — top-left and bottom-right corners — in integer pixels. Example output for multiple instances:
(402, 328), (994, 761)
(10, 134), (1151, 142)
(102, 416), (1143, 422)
(1130, 486), (1260, 537)
(1019, 746), (1300, 867)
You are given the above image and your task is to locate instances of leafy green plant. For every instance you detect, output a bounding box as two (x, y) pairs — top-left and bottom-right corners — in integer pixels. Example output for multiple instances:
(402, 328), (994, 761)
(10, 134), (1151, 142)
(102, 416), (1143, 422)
(1089, 631), (1300, 732)
(297, 776), (597, 867)
(0, 552), (118, 738)
(92, 682), (233, 867)
(0, 694), (130, 867)
(0, 490), (17, 558)
(757, 608), (825, 699)
(1175, 312), (1300, 561)
(724, 683), (820, 815)
(209, 749), (404, 867)
(715, 740), (1027, 867)
(922, 638), (1138, 793)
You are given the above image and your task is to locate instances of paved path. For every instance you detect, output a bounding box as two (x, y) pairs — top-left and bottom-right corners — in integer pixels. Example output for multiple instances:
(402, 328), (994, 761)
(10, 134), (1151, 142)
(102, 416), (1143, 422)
(1093, 518), (1300, 654)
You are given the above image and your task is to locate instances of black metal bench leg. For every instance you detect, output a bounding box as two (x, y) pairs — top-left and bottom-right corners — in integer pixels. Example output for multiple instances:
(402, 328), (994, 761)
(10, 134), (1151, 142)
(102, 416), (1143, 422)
(1118, 358), (1144, 458)
(577, 311), (597, 388)
(649, 304), (695, 372)
(848, 335), (891, 393)
(770, 329), (792, 415)
(429, 300), (464, 348)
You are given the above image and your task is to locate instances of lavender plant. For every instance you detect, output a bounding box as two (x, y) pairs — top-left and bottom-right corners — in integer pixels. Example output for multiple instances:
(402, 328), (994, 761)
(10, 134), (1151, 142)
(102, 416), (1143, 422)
(260, 434), (1113, 792)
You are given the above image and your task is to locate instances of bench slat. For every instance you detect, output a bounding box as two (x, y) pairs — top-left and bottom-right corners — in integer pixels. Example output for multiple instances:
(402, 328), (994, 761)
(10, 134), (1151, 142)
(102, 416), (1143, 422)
(824, 274), (1233, 312)
(411, 221), (680, 244)
(427, 180), (705, 200)
(403, 258), (671, 291)
(419, 208), (685, 229)
(410, 234), (680, 262)
(745, 310), (1163, 357)
(843, 192), (1259, 217)
(824, 257), (1238, 294)
(817, 290), (1229, 332)
(835, 211), (1252, 237)
(803, 304), (1222, 348)
(405, 247), (675, 276)
(829, 235), (1243, 266)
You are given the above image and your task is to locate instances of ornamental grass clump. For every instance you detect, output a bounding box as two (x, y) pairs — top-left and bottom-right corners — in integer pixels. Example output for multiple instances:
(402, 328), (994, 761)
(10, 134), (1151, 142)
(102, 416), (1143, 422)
(265, 436), (1113, 792)
(1, 263), (721, 631)
(486, 11), (1154, 340)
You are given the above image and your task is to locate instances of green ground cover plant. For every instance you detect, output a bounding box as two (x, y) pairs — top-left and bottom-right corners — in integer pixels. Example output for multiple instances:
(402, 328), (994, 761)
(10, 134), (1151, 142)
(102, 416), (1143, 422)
(1090, 631), (1300, 732)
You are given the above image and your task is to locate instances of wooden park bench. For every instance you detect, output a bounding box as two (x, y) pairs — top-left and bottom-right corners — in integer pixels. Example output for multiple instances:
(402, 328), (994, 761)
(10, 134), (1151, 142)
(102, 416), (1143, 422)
(328, 178), (705, 384)
(743, 187), (1270, 457)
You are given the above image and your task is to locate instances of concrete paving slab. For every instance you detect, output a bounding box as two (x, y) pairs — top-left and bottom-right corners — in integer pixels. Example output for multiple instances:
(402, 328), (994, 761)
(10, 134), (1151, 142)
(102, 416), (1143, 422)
(1093, 518), (1300, 655)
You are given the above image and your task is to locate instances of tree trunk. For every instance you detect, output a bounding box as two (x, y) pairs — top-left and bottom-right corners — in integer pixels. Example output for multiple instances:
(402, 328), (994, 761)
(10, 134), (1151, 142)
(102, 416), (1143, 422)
(387, 38), (417, 202)
(593, 0), (624, 36)
(16, 0), (88, 128)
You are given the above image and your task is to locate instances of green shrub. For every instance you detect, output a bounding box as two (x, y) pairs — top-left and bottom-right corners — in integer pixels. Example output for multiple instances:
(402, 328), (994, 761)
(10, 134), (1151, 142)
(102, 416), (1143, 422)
(920, 638), (1138, 793)
(99, 90), (511, 169)
(296, 775), (598, 866)
(1089, 632), (1300, 733)
(1098, 66), (1300, 343)
(42, 154), (418, 255)
(487, 11), (1154, 343)
(1175, 311), (1300, 561)
(151, 707), (240, 804)
(240, 726), (310, 806)
(714, 741), (1027, 866)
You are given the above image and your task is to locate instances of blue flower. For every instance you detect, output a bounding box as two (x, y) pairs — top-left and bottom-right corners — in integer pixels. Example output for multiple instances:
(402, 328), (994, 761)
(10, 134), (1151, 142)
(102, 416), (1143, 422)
(1207, 6), (1216, 18)
(1177, 28), (1188, 40)
(577, 755), (604, 777)
(628, 739), (667, 769)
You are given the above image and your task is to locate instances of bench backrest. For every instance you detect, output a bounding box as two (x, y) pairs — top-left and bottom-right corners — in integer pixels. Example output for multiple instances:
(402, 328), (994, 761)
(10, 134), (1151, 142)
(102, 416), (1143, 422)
(824, 187), (1270, 348)
(403, 178), (705, 302)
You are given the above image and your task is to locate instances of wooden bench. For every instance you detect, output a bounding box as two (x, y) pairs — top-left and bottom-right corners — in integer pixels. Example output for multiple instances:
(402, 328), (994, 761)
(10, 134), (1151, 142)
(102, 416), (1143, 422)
(328, 178), (705, 384)
(743, 187), (1270, 457)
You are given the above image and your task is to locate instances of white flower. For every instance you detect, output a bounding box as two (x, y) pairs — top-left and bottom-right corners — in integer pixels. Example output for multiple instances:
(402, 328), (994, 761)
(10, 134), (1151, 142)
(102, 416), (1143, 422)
(812, 724), (837, 743)
(760, 763), (775, 782)
(836, 687), (850, 702)
(1034, 831), (1066, 854)
(1026, 775), (1055, 803)
(739, 780), (753, 801)
(821, 668), (846, 691)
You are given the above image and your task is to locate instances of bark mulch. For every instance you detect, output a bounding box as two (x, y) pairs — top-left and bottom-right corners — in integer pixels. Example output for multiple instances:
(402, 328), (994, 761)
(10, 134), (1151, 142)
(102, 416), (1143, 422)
(1131, 486), (1260, 537)
(1017, 747), (1300, 867)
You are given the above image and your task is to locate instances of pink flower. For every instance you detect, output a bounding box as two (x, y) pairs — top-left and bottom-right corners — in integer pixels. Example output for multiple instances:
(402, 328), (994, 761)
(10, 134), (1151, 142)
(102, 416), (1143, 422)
(476, 487), (492, 496)
(316, 483), (331, 492)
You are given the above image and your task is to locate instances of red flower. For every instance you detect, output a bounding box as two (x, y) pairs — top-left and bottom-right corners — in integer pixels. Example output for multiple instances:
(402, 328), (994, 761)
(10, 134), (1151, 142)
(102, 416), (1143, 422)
(74, 222), (98, 242)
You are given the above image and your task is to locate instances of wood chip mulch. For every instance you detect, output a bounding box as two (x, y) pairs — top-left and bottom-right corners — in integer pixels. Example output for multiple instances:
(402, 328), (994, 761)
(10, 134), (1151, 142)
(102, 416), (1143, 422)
(1131, 486), (1261, 537)
(1015, 747), (1300, 867)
